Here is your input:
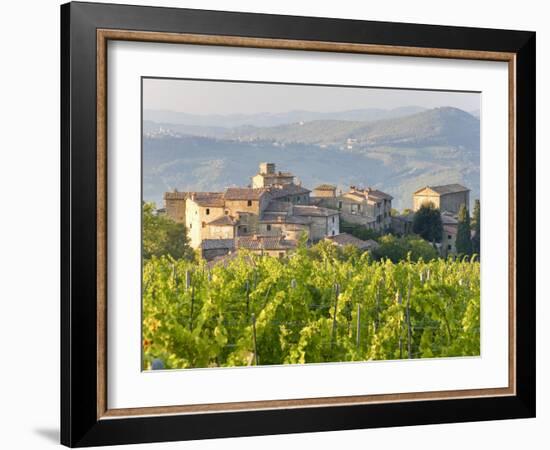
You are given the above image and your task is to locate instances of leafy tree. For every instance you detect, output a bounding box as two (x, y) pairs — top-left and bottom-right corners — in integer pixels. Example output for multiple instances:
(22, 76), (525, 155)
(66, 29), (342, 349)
(372, 234), (438, 262)
(471, 199), (480, 256)
(142, 202), (194, 260)
(455, 204), (473, 256)
(340, 220), (380, 241)
(412, 203), (443, 243)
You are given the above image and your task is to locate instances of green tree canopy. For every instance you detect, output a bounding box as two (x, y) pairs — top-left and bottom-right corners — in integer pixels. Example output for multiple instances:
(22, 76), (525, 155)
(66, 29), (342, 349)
(471, 199), (480, 256)
(372, 234), (439, 263)
(455, 204), (473, 256)
(340, 220), (380, 241)
(143, 202), (194, 260)
(412, 203), (443, 243)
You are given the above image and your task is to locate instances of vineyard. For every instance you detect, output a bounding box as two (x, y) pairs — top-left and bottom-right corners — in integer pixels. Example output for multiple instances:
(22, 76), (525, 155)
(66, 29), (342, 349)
(142, 242), (480, 370)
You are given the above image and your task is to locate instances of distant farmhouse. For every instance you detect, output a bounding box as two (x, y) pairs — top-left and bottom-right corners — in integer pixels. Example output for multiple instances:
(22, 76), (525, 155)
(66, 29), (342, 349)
(413, 184), (470, 215)
(163, 163), (392, 260)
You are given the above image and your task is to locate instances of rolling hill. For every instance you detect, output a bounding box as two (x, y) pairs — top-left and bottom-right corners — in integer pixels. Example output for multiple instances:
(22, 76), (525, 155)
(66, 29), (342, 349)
(143, 107), (480, 211)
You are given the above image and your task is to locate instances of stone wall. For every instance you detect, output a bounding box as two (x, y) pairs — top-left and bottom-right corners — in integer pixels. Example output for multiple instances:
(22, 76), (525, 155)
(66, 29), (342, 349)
(309, 215), (339, 241)
(186, 199), (224, 249)
(207, 225), (235, 240)
(164, 198), (186, 224)
(440, 191), (470, 214)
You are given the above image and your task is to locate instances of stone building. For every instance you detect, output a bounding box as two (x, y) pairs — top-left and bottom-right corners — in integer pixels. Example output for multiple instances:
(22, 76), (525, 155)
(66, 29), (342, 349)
(163, 190), (187, 223)
(258, 201), (339, 241)
(312, 184), (337, 199)
(199, 239), (235, 261)
(391, 211), (415, 235)
(163, 162), (402, 260)
(292, 205), (340, 239)
(237, 235), (297, 258)
(440, 211), (459, 257)
(185, 192), (226, 249)
(413, 184), (470, 214)
(252, 162), (295, 188)
(318, 186), (392, 232)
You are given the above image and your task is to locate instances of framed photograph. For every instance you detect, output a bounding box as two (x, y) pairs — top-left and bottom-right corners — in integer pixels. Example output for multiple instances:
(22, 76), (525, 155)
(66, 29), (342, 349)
(61, 1), (535, 447)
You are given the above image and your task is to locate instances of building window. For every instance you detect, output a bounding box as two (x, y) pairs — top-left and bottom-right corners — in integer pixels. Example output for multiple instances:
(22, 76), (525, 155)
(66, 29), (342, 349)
(278, 252), (285, 258)
(358, 204), (361, 212)
(224, 210), (229, 215)
(332, 216), (335, 223)
(448, 235), (452, 240)
(243, 227), (248, 233)
(206, 208), (210, 215)
(267, 224), (272, 231)
(202, 221), (206, 228)
(338, 201), (342, 209)
(332, 230), (335, 236)
(448, 244), (452, 250)
(247, 200), (252, 206)
(189, 223), (192, 229)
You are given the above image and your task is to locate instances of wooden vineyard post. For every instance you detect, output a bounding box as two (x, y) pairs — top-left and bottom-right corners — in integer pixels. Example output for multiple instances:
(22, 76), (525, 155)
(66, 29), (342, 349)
(356, 304), (361, 349)
(406, 277), (412, 358)
(330, 283), (340, 354)
(251, 313), (258, 366)
(245, 280), (250, 318)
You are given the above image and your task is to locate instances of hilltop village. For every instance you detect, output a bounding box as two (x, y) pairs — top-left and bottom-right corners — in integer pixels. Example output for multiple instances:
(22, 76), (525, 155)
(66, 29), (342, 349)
(161, 163), (469, 261)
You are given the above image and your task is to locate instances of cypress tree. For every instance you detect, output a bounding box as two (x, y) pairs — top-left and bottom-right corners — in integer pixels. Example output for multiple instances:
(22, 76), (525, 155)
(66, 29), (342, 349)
(471, 199), (480, 256)
(456, 204), (473, 256)
(412, 203), (443, 243)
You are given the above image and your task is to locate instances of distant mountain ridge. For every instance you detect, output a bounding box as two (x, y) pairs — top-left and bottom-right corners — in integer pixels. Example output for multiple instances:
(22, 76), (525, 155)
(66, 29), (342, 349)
(143, 106), (427, 129)
(226, 107), (479, 149)
(142, 106), (480, 211)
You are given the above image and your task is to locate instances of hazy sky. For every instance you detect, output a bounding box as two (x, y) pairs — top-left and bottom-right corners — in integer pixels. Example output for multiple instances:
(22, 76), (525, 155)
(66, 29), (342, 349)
(143, 78), (480, 115)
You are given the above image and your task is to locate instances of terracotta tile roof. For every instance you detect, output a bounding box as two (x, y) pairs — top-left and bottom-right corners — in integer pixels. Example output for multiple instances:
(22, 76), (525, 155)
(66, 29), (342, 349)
(268, 183), (310, 199)
(325, 233), (379, 250)
(207, 215), (237, 226)
(199, 239), (235, 250)
(189, 192), (225, 207)
(264, 200), (293, 213)
(259, 213), (311, 225)
(314, 184), (336, 191)
(365, 188), (393, 201)
(414, 184), (469, 195)
(237, 235), (297, 251)
(292, 205), (339, 217)
(224, 187), (267, 201)
(344, 187), (393, 201)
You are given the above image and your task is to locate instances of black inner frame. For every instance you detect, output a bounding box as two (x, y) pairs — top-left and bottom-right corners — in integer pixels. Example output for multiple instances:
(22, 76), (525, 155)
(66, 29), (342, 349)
(61, 2), (536, 447)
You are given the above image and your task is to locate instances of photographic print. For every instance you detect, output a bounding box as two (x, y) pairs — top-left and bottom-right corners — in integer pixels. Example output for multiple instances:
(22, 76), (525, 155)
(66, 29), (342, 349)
(141, 78), (481, 370)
